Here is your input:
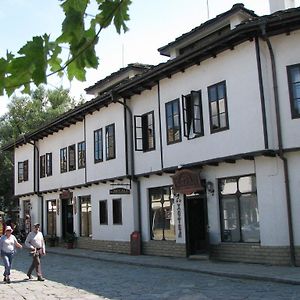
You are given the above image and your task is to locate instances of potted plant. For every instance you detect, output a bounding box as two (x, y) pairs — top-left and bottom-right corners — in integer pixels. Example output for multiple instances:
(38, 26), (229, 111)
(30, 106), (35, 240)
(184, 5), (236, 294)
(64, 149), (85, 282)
(46, 235), (58, 247)
(64, 232), (77, 249)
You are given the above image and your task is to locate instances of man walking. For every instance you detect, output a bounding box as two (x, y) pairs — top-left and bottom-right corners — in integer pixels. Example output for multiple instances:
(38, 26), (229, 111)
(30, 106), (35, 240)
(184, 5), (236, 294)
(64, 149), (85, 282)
(25, 223), (46, 281)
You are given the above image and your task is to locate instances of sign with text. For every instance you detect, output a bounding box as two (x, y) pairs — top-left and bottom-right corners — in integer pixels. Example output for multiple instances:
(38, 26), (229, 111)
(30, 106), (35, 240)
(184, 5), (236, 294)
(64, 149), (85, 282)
(109, 188), (130, 195)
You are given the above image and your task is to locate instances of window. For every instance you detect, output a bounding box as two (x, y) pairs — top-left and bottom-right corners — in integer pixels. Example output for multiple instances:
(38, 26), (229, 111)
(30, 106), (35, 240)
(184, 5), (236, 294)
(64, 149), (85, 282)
(68, 144), (76, 171)
(46, 153), (52, 176)
(134, 111), (155, 151)
(166, 99), (181, 144)
(60, 147), (67, 173)
(106, 124), (116, 160)
(287, 64), (300, 118)
(112, 198), (122, 224)
(94, 129), (103, 163)
(18, 160), (28, 182)
(40, 155), (45, 178)
(80, 196), (92, 237)
(182, 90), (204, 139)
(78, 141), (86, 169)
(149, 186), (175, 241)
(219, 175), (260, 243)
(99, 200), (108, 225)
(208, 81), (229, 132)
(47, 200), (56, 236)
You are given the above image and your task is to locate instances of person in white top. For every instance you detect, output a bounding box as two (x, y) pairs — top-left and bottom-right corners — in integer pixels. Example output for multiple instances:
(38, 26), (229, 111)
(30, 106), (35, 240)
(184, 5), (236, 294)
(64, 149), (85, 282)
(0, 226), (23, 283)
(25, 223), (46, 281)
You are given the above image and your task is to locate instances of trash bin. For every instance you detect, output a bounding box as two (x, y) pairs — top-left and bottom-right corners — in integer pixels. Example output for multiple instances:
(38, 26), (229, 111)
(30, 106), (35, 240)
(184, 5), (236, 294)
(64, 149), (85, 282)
(130, 231), (141, 255)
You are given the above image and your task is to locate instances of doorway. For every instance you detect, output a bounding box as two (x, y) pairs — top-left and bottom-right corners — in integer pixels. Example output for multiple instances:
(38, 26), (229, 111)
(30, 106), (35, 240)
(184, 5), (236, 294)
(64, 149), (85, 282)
(61, 198), (74, 238)
(185, 194), (209, 255)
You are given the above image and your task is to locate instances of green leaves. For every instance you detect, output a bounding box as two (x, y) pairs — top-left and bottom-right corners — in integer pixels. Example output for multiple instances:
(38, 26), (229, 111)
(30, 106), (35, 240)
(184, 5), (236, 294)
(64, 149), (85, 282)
(0, 0), (131, 97)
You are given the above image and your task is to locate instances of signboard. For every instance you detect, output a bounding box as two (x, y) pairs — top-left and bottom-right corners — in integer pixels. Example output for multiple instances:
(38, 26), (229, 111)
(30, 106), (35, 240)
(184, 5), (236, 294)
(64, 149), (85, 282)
(109, 188), (130, 195)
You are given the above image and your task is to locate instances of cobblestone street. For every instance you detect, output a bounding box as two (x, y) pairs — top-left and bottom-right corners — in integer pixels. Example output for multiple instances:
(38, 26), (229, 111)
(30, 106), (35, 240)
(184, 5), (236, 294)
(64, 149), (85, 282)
(0, 249), (300, 299)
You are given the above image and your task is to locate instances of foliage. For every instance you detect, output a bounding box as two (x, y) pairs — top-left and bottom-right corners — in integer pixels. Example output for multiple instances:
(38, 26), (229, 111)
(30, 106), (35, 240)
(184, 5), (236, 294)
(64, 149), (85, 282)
(0, 86), (77, 212)
(0, 0), (131, 97)
(64, 232), (77, 243)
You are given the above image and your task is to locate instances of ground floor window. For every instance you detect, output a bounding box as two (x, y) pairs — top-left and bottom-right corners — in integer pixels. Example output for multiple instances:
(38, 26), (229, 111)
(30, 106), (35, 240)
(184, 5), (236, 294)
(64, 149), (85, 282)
(149, 186), (175, 241)
(80, 196), (92, 237)
(219, 174), (260, 243)
(112, 198), (122, 225)
(47, 200), (57, 236)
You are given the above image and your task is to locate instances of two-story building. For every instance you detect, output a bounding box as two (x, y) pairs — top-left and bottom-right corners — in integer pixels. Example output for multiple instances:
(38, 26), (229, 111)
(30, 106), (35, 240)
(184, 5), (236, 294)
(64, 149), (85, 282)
(3, 1), (300, 265)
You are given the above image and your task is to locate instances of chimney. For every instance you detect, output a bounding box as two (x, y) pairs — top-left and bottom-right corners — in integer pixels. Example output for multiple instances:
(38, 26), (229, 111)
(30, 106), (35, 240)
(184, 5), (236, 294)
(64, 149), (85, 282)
(269, 0), (295, 13)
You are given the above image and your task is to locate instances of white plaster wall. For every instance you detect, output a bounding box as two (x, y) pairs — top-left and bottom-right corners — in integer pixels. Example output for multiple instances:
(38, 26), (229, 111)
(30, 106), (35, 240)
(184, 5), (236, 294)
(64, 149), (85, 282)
(270, 30), (300, 148)
(129, 86), (163, 175)
(159, 41), (266, 168)
(38, 122), (85, 191)
(15, 144), (34, 195)
(85, 103), (127, 181)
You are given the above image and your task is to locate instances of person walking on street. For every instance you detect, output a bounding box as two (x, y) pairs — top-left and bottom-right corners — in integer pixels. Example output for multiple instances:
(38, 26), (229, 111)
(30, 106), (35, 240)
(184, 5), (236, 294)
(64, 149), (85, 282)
(25, 223), (46, 281)
(0, 226), (23, 283)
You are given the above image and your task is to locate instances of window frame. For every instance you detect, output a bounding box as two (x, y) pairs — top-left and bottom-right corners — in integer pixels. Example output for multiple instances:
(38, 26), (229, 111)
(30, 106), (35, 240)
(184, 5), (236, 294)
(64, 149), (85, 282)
(78, 141), (86, 169)
(105, 123), (116, 160)
(60, 147), (67, 173)
(79, 196), (92, 237)
(208, 81), (229, 133)
(182, 90), (204, 139)
(99, 200), (108, 225)
(46, 200), (57, 236)
(134, 111), (155, 152)
(40, 155), (46, 178)
(165, 98), (182, 145)
(46, 152), (52, 176)
(112, 198), (122, 225)
(68, 144), (76, 171)
(94, 128), (103, 163)
(287, 63), (300, 119)
(18, 160), (28, 183)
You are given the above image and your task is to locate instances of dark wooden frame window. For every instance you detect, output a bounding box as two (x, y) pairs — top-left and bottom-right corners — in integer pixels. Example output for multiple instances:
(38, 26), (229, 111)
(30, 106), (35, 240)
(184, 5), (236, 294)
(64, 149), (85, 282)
(78, 141), (86, 169)
(46, 152), (52, 176)
(18, 160), (28, 182)
(80, 196), (92, 237)
(94, 128), (103, 163)
(99, 200), (108, 225)
(112, 198), (122, 225)
(287, 63), (300, 119)
(40, 155), (46, 178)
(60, 147), (67, 173)
(105, 124), (116, 160)
(134, 111), (155, 151)
(165, 99), (181, 144)
(208, 81), (229, 133)
(182, 90), (204, 139)
(47, 200), (57, 236)
(219, 175), (260, 243)
(149, 186), (175, 241)
(68, 144), (76, 171)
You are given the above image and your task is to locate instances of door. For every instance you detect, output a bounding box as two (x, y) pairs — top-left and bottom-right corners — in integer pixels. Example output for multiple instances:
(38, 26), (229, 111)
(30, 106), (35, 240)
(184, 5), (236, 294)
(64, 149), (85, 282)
(185, 194), (208, 255)
(61, 198), (74, 238)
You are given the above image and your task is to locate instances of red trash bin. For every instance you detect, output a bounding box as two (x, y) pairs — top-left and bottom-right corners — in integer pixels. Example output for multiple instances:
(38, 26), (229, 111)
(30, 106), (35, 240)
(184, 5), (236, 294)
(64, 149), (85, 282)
(130, 231), (141, 255)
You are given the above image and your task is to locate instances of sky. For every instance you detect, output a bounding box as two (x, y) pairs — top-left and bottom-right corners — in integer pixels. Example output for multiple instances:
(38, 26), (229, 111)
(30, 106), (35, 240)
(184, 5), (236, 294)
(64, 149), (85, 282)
(0, 0), (299, 116)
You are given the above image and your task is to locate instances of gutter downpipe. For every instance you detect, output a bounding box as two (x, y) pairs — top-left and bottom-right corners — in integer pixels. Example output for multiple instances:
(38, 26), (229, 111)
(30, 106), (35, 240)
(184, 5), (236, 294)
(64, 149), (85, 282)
(261, 24), (296, 266)
(111, 93), (142, 236)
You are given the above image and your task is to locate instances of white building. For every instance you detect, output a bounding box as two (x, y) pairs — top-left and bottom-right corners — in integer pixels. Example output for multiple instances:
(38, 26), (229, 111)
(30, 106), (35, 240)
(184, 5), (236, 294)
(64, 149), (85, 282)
(3, 2), (300, 265)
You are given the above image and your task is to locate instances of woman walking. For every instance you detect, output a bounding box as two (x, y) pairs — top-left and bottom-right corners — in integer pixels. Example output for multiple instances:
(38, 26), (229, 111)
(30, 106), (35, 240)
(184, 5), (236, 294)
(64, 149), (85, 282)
(0, 226), (23, 283)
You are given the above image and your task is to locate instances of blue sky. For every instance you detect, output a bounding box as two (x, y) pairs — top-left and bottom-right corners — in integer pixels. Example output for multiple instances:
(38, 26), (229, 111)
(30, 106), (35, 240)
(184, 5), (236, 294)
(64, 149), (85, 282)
(0, 0), (297, 115)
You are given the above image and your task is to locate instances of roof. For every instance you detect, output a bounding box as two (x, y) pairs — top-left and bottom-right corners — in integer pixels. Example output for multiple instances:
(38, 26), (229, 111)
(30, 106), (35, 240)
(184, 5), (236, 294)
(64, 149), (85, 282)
(2, 5), (300, 151)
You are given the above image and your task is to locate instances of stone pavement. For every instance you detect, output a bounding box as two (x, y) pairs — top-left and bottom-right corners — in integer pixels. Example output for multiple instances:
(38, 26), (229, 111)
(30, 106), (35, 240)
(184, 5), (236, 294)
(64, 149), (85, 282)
(46, 247), (300, 285)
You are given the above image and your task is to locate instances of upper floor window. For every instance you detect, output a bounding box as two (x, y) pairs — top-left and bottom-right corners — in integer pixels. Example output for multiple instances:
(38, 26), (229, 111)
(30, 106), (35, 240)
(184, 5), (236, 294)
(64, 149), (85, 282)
(78, 141), (86, 169)
(94, 129), (103, 163)
(68, 144), (76, 171)
(112, 198), (122, 225)
(182, 90), (204, 139)
(40, 155), (46, 178)
(134, 111), (155, 152)
(287, 64), (300, 119)
(46, 153), (52, 176)
(106, 124), (116, 160)
(18, 160), (28, 183)
(60, 147), (67, 173)
(208, 81), (229, 133)
(166, 99), (181, 144)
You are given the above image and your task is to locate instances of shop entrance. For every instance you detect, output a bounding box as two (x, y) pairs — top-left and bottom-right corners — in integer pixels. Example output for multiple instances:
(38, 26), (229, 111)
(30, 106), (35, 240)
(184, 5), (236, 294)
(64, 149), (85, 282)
(185, 194), (209, 255)
(61, 198), (74, 238)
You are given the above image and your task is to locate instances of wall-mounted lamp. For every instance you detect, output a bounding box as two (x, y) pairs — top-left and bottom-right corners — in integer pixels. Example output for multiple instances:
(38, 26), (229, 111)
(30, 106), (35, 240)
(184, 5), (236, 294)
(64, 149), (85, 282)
(206, 181), (215, 196)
